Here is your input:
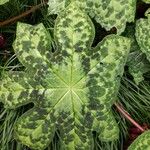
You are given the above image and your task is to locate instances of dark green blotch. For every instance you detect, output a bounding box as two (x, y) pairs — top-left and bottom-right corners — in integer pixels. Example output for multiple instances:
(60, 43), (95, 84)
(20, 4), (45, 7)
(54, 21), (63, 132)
(26, 122), (37, 129)
(82, 57), (90, 73)
(74, 42), (84, 52)
(62, 50), (70, 57)
(7, 93), (13, 101)
(19, 91), (28, 99)
(74, 21), (84, 28)
(86, 1), (93, 7)
(65, 134), (74, 143)
(25, 55), (34, 62)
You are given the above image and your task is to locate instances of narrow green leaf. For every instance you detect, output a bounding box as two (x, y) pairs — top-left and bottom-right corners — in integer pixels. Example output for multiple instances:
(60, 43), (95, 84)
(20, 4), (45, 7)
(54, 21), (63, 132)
(0, 2), (131, 150)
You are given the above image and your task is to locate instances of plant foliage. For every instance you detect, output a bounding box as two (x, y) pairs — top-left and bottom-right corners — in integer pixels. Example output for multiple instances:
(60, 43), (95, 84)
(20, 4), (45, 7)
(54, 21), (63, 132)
(0, 0), (9, 5)
(123, 25), (150, 85)
(142, 0), (150, 3)
(0, 2), (131, 150)
(128, 130), (150, 150)
(126, 7), (150, 149)
(48, 0), (136, 34)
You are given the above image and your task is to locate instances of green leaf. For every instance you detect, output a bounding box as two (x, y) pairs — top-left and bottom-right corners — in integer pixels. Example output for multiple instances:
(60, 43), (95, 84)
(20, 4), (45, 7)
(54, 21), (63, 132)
(127, 51), (150, 85)
(136, 9), (150, 62)
(48, 0), (71, 14)
(124, 25), (150, 85)
(48, 0), (136, 34)
(0, 0), (9, 5)
(0, 3), (131, 150)
(142, 0), (150, 3)
(128, 130), (150, 150)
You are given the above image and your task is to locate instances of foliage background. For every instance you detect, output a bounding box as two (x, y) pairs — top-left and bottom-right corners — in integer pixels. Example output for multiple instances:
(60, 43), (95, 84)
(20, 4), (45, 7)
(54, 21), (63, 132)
(1, 0), (150, 149)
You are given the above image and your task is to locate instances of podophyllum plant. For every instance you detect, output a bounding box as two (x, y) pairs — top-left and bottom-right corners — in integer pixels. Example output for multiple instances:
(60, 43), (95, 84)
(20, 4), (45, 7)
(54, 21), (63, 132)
(127, 7), (150, 150)
(48, 0), (136, 34)
(0, 0), (9, 5)
(0, 2), (131, 150)
(124, 25), (150, 85)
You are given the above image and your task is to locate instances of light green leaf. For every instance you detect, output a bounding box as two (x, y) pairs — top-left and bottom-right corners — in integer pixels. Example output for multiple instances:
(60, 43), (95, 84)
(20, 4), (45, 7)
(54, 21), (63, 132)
(48, 0), (70, 14)
(0, 3), (131, 150)
(48, 0), (136, 34)
(0, 0), (9, 5)
(128, 130), (150, 150)
(142, 0), (150, 3)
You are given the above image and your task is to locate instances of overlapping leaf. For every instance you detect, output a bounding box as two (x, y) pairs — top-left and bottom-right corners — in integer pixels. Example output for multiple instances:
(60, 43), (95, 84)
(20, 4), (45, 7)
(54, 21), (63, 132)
(123, 25), (150, 85)
(0, 2), (131, 150)
(48, 0), (136, 34)
(136, 9), (150, 62)
(128, 130), (150, 150)
(128, 9), (150, 149)
(0, 0), (9, 5)
(142, 0), (150, 3)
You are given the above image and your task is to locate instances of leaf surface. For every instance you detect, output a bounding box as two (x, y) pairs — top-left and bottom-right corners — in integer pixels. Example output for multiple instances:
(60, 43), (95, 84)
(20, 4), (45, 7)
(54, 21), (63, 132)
(128, 130), (150, 150)
(0, 3), (131, 150)
(142, 0), (150, 3)
(48, 0), (136, 34)
(136, 9), (150, 64)
(124, 25), (150, 85)
(0, 0), (9, 5)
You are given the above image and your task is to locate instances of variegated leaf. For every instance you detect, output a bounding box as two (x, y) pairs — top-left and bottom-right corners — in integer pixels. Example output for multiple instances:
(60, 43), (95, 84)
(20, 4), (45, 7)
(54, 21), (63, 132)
(128, 130), (150, 150)
(0, 0), (9, 5)
(136, 9), (150, 62)
(0, 3), (131, 150)
(48, 0), (136, 34)
(124, 25), (150, 85)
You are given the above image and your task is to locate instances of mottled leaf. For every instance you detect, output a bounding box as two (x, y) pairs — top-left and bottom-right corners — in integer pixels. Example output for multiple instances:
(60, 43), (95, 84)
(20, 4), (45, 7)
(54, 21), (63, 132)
(123, 25), (150, 85)
(48, 0), (136, 34)
(0, 3), (131, 150)
(0, 0), (9, 5)
(136, 9), (150, 62)
(128, 130), (150, 150)
(48, 0), (71, 14)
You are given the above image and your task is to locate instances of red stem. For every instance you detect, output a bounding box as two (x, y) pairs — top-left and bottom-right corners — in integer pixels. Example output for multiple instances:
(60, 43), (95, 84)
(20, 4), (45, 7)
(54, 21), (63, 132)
(114, 103), (145, 132)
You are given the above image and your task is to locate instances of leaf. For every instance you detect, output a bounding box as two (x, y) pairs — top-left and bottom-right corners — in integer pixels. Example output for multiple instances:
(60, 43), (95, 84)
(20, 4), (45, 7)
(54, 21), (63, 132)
(142, 0), (150, 3)
(0, 3), (131, 150)
(123, 25), (150, 85)
(128, 130), (150, 150)
(48, 0), (136, 34)
(0, 0), (9, 5)
(48, 0), (70, 14)
(127, 52), (150, 85)
(136, 9), (150, 62)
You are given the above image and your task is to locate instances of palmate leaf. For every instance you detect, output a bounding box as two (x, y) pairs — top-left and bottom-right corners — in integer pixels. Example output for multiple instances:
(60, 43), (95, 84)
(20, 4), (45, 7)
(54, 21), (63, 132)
(48, 0), (136, 34)
(0, 2), (131, 150)
(0, 0), (9, 5)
